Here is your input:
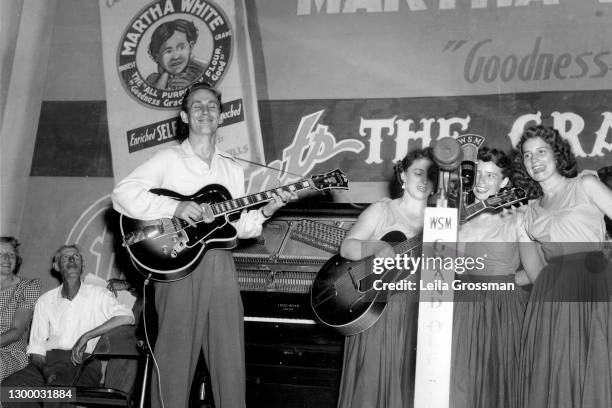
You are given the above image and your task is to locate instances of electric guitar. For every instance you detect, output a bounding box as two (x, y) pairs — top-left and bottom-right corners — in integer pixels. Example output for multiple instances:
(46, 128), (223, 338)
(311, 231), (421, 336)
(119, 169), (348, 281)
(460, 187), (527, 223)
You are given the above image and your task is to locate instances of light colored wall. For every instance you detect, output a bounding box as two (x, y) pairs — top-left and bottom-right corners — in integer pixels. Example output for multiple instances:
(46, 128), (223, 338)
(43, 0), (106, 101)
(0, 0), (24, 125)
(1, 0), (57, 237)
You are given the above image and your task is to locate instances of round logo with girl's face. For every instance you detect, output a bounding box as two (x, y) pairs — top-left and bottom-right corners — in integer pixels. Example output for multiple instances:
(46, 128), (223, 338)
(117, 0), (232, 109)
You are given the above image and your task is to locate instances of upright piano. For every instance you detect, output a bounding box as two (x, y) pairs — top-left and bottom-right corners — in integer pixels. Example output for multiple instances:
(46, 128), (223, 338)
(232, 202), (362, 408)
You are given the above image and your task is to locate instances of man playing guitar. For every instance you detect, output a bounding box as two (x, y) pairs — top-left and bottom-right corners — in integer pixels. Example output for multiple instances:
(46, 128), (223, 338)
(112, 82), (295, 408)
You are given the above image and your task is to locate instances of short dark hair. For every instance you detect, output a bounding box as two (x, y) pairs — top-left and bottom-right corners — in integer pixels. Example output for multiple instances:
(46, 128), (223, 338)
(394, 147), (438, 186)
(1, 236), (22, 274)
(176, 81), (223, 140)
(180, 81), (222, 114)
(512, 126), (577, 199)
(477, 146), (512, 179)
(148, 19), (199, 60)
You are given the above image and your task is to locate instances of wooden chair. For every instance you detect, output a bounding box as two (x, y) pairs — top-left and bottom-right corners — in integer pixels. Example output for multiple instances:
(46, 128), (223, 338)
(67, 294), (152, 408)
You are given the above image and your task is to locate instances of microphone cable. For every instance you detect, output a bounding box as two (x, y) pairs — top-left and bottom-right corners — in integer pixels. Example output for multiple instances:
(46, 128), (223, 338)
(142, 275), (165, 408)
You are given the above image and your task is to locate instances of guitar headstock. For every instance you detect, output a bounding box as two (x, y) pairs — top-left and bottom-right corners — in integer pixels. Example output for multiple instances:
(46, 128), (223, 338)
(483, 187), (528, 210)
(310, 169), (349, 191)
(461, 187), (528, 223)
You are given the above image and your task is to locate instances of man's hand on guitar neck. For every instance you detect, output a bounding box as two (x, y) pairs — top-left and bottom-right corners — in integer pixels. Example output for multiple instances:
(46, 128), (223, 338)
(175, 201), (204, 227)
(261, 189), (297, 219)
(174, 190), (296, 227)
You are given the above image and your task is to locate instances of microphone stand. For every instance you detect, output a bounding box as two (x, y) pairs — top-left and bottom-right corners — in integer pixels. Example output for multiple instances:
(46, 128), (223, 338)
(414, 137), (461, 408)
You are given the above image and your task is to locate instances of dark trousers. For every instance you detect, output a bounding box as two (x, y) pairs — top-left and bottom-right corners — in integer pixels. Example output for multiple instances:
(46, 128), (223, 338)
(0, 349), (102, 408)
(150, 249), (246, 408)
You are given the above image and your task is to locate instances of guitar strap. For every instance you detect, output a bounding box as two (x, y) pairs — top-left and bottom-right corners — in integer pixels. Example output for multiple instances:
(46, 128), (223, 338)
(217, 153), (303, 179)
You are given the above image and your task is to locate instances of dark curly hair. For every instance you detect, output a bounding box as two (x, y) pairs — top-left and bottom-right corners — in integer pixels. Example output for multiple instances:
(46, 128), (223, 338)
(477, 146), (512, 179)
(394, 147), (438, 188)
(148, 19), (198, 61)
(511, 126), (577, 199)
(1, 236), (23, 274)
(176, 81), (222, 140)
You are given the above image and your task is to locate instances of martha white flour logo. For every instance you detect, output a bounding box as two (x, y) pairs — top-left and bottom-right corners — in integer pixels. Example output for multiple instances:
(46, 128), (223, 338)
(117, 0), (232, 108)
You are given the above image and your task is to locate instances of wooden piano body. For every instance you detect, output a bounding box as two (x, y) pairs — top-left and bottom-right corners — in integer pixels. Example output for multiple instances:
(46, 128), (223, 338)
(232, 202), (362, 408)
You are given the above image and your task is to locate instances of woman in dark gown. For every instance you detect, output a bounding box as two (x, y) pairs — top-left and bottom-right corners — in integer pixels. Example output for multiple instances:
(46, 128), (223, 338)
(513, 125), (612, 408)
(337, 148), (436, 408)
(451, 147), (539, 408)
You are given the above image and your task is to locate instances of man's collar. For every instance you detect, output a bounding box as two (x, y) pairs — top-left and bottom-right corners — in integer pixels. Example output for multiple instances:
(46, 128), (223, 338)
(58, 281), (84, 300)
(180, 139), (222, 161)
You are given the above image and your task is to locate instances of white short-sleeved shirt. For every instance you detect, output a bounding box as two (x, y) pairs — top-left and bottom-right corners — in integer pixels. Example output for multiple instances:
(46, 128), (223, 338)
(27, 283), (134, 356)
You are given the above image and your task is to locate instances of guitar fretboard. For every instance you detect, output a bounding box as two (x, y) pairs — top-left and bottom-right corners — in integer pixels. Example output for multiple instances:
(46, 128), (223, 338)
(463, 201), (485, 217)
(210, 180), (311, 216)
(391, 235), (423, 255)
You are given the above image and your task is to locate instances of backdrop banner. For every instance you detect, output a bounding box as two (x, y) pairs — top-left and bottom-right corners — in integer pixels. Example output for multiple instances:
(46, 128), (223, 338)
(250, 90), (612, 192)
(99, 0), (264, 181)
(241, 0), (612, 193)
(251, 0), (612, 100)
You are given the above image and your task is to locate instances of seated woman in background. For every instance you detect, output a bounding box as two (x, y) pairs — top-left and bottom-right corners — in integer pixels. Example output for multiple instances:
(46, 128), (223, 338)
(0, 236), (41, 381)
(513, 126), (612, 408)
(337, 147), (436, 408)
(451, 147), (542, 408)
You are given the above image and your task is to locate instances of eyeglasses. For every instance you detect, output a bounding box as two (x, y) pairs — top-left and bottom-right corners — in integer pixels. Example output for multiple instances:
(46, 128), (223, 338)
(60, 253), (82, 262)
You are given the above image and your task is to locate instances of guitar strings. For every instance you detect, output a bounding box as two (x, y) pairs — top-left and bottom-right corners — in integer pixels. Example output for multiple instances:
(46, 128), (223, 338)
(330, 241), (423, 294)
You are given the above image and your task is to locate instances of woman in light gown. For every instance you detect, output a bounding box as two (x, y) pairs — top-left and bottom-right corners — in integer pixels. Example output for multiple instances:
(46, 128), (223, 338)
(513, 125), (612, 408)
(450, 147), (540, 408)
(337, 147), (436, 408)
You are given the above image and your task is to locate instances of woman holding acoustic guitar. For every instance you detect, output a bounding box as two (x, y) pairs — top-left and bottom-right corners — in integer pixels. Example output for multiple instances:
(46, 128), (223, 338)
(336, 147), (436, 408)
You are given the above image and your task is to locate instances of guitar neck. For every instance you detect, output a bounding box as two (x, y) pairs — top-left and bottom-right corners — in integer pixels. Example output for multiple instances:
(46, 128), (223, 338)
(390, 235), (422, 255)
(211, 180), (313, 216)
(462, 201), (486, 219)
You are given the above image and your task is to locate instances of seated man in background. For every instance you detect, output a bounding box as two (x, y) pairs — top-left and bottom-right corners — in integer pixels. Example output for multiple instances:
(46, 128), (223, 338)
(1, 245), (134, 407)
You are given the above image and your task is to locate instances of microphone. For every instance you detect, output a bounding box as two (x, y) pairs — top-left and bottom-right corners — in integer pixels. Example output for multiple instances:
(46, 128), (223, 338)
(431, 137), (462, 208)
(460, 143), (477, 191)
(432, 137), (462, 171)
(456, 134), (486, 207)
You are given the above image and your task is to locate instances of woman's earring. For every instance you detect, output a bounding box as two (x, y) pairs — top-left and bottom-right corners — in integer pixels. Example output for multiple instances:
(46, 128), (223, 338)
(402, 182), (406, 189)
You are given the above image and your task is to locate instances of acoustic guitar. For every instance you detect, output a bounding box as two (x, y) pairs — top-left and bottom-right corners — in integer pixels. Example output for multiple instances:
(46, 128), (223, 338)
(120, 169), (348, 281)
(311, 230), (421, 336)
